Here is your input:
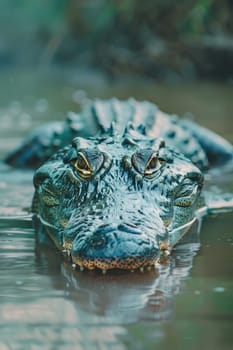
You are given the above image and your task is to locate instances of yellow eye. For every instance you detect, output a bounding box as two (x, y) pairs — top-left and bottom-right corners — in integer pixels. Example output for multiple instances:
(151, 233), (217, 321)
(73, 152), (93, 178)
(144, 155), (160, 175)
(131, 150), (164, 177)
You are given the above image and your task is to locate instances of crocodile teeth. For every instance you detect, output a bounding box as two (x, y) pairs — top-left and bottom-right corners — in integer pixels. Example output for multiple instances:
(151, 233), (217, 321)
(140, 267), (144, 272)
(102, 269), (107, 274)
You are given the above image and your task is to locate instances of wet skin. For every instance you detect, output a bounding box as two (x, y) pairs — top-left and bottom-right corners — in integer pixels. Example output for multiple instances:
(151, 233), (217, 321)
(5, 99), (233, 271)
(32, 128), (204, 271)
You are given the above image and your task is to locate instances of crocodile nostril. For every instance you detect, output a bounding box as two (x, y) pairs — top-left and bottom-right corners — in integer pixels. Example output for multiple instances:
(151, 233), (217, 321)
(118, 223), (141, 234)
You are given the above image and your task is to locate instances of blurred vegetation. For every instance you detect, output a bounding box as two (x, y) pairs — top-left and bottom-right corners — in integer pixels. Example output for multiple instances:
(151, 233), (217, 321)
(0, 0), (233, 80)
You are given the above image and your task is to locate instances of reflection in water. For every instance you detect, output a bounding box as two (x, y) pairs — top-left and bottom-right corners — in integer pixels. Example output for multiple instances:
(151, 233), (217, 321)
(35, 220), (201, 324)
(0, 208), (201, 349)
(1, 211), (232, 350)
(61, 240), (200, 323)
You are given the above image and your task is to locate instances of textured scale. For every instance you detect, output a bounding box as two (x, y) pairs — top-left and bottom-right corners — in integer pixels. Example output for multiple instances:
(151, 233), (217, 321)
(4, 98), (233, 271)
(5, 98), (233, 171)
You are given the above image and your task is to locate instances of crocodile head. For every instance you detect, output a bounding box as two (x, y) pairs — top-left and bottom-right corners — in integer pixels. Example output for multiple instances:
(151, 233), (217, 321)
(33, 125), (204, 271)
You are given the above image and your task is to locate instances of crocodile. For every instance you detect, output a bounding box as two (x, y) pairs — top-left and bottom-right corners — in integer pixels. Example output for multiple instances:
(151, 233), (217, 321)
(5, 99), (233, 271)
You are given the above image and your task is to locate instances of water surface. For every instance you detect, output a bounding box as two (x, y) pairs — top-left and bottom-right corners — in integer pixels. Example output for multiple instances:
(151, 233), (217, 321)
(0, 68), (232, 350)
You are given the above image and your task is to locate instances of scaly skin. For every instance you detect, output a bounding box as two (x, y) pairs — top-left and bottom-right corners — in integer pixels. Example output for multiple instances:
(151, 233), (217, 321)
(5, 99), (233, 271)
(32, 125), (204, 270)
(5, 99), (212, 169)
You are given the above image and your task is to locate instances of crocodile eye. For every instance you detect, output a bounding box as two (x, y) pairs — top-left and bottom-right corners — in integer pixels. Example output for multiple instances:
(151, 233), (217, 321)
(144, 155), (161, 175)
(73, 152), (93, 178)
(132, 149), (164, 178)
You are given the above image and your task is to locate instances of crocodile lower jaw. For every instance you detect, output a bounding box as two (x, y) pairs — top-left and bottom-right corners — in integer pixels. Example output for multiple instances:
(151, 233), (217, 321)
(71, 256), (156, 272)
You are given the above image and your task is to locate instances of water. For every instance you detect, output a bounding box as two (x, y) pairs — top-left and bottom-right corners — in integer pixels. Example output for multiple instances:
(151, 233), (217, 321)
(0, 68), (233, 350)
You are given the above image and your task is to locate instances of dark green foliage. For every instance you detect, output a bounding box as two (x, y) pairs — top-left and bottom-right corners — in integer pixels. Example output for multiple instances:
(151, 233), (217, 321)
(1, 1), (233, 79)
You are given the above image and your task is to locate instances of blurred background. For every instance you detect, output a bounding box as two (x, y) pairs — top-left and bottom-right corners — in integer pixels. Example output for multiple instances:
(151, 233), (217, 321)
(1, 0), (233, 158)
(1, 0), (233, 81)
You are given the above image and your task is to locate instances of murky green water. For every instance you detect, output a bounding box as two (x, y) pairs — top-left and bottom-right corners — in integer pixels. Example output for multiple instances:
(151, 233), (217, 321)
(0, 68), (233, 350)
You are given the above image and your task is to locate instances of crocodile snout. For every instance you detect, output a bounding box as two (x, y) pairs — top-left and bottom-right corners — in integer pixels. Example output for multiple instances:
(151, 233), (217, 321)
(69, 221), (164, 270)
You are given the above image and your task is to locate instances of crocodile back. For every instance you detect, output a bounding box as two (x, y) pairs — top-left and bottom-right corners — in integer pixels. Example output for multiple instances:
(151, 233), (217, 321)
(79, 98), (209, 170)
